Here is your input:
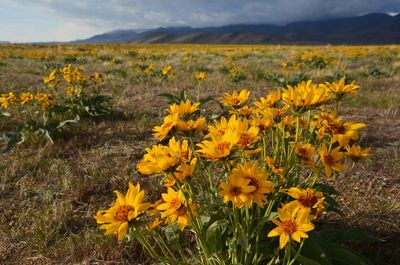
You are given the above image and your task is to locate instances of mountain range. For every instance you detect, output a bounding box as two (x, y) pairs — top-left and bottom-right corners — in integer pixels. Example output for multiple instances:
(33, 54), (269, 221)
(74, 13), (400, 44)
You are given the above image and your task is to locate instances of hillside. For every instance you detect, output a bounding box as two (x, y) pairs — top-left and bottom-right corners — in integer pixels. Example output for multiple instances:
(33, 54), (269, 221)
(74, 13), (400, 44)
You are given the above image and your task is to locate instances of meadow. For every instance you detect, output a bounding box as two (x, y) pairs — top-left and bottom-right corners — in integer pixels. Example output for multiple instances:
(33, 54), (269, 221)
(0, 44), (399, 264)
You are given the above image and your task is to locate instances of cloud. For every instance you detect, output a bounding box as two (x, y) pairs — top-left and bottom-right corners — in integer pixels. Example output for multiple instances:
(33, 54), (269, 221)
(4, 0), (400, 41)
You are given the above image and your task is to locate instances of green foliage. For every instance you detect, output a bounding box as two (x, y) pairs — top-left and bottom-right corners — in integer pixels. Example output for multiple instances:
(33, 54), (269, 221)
(0, 65), (114, 152)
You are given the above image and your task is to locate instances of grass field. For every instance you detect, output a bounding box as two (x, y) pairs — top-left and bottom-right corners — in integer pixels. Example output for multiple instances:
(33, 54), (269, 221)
(0, 44), (399, 264)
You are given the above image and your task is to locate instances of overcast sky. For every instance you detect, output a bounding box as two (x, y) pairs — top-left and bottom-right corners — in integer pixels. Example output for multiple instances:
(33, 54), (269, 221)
(1, 0), (399, 42)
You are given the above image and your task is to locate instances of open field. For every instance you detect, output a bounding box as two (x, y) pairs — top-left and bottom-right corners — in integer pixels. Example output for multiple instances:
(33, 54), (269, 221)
(1, 44), (400, 264)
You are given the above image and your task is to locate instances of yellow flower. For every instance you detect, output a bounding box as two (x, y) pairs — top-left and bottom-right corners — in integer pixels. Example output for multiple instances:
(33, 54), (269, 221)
(323, 77), (359, 99)
(251, 116), (275, 132)
(175, 157), (197, 180)
(253, 89), (281, 109)
(345, 144), (370, 161)
(219, 89), (250, 107)
(43, 69), (60, 88)
(294, 142), (316, 171)
(264, 156), (285, 178)
(157, 187), (198, 230)
(167, 100), (200, 116)
(258, 106), (289, 123)
(283, 187), (325, 217)
(20, 92), (34, 105)
(314, 110), (340, 128)
(177, 116), (207, 131)
(195, 72), (207, 81)
(94, 182), (150, 241)
(162, 65), (172, 75)
(324, 121), (366, 147)
(196, 127), (239, 161)
(144, 64), (155, 74)
(35, 93), (53, 110)
(267, 207), (314, 249)
(220, 171), (256, 208)
(205, 116), (230, 139)
(229, 106), (256, 117)
(233, 162), (274, 207)
(152, 114), (178, 140)
(234, 117), (260, 150)
(319, 144), (346, 177)
(137, 137), (190, 174)
(282, 80), (331, 110)
(0, 92), (17, 109)
(65, 86), (81, 96)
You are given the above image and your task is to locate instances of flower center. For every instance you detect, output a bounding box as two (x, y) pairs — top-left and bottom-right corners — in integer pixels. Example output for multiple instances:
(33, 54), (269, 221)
(238, 133), (252, 147)
(231, 98), (241, 105)
(170, 198), (182, 209)
(298, 192), (318, 207)
(282, 220), (297, 234)
(330, 122), (346, 134)
(216, 141), (231, 154)
(298, 147), (308, 157)
(231, 186), (242, 196)
(247, 177), (258, 191)
(323, 154), (335, 166)
(114, 205), (134, 221)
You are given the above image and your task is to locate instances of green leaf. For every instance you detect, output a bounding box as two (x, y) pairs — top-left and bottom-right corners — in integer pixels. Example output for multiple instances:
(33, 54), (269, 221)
(297, 255), (323, 265)
(238, 226), (249, 251)
(301, 231), (374, 265)
(319, 229), (378, 244)
(206, 220), (228, 250)
(301, 234), (332, 265)
(2, 133), (20, 153)
(313, 183), (340, 195)
(199, 96), (213, 105)
(158, 93), (180, 104)
(330, 245), (373, 265)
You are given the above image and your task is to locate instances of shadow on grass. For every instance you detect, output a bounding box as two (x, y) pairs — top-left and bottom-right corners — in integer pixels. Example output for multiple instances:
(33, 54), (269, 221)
(319, 220), (400, 265)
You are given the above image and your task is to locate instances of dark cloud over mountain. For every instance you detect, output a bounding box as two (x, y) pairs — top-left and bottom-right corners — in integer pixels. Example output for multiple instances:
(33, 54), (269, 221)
(15, 0), (400, 30)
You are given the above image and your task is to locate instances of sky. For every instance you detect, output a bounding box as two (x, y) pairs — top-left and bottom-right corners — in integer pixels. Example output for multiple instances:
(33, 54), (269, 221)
(1, 0), (400, 43)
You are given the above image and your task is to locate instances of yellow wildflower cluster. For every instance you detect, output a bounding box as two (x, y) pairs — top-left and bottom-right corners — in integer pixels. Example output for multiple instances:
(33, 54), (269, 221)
(95, 78), (370, 264)
(43, 64), (104, 96)
(0, 91), (53, 110)
(1, 65), (111, 152)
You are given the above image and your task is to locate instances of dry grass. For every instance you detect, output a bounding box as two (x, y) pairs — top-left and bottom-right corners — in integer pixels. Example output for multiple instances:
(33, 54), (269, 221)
(1, 44), (399, 264)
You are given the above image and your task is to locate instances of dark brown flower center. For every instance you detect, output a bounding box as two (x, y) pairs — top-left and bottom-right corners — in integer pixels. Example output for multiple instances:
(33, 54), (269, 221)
(216, 141), (231, 153)
(298, 147), (308, 157)
(231, 186), (242, 196)
(282, 220), (297, 234)
(232, 98), (241, 105)
(247, 177), (258, 191)
(170, 198), (181, 209)
(238, 133), (252, 147)
(114, 205), (134, 221)
(330, 122), (346, 134)
(298, 192), (318, 207)
(323, 154), (335, 166)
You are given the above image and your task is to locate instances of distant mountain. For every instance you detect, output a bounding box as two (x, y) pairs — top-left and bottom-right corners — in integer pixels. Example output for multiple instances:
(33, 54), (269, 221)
(74, 13), (400, 44)
(0, 41), (10, 44)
